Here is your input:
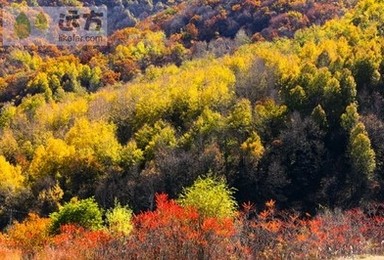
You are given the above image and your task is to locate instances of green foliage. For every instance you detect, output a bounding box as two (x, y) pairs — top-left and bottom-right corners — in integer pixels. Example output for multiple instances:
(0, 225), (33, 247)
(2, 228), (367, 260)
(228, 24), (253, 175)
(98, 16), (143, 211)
(341, 103), (359, 131)
(18, 94), (46, 117)
(353, 47), (381, 87)
(338, 69), (357, 104)
(311, 105), (328, 129)
(0, 105), (16, 128)
(120, 141), (144, 167)
(134, 120), (177, 158)
(228, 99), (252, 131)
(28, 72), (52, 100)
(106, 201), (133, 236)
(349, 122), (376, 178)
(193, 108), (224, 135)
(287, 85), (306, 109)
(79, 65), (102, 92)
(35, 11), (49, 31)
(59, 0), (82, 6)
(10, 50), (41, 70)
(254, 99), (287, 139)
(49, 197), (103, 234)
(178, 176), (237, 219)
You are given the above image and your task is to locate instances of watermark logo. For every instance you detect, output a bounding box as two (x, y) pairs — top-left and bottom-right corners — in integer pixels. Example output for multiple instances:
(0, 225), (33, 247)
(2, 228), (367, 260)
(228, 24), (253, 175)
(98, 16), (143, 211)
(3, 6), (108, 46)
(14, 12), (32, 39)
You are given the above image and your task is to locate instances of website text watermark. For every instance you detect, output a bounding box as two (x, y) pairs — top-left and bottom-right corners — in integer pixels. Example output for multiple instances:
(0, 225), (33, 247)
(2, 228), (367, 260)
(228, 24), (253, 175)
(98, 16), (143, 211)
(2, 6), (108, 46)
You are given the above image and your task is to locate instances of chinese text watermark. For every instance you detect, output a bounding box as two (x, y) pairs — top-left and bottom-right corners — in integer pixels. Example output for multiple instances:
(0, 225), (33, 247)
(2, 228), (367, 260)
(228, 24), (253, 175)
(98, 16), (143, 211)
(2, 6), (108, 46)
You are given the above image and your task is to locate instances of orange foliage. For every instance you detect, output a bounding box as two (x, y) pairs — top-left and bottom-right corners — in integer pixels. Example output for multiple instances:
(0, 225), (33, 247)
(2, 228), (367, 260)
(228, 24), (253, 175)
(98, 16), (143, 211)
(52, 224), (111, 249)
(0, 232), (21, 259)
(232, 4), (242, 12)
(185, 23), (199, 40)
(101, 70), (120, 85)
(6, 213), (51, 256)
(38, 224), (111, 259)
(2, 199), (384, 259)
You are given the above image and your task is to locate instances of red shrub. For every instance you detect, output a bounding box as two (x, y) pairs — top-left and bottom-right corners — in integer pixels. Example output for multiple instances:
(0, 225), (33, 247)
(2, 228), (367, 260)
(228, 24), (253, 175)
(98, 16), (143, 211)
(98, 193), (246, 259)
(4, 197), (384, 259)
(37, 224), (111, 260)
(237, 201), (384, 259)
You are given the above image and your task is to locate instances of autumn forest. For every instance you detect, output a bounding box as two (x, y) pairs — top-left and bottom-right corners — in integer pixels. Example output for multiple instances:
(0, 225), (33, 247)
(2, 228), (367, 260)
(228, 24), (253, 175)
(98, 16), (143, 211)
(1, 0), (384, 259)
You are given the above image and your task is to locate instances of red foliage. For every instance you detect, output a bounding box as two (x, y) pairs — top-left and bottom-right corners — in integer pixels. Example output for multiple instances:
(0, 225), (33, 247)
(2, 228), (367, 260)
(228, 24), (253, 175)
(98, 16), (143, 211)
(98, 193), (245, 259)
(2, 197), (384, 259)
(132, 193), (238, 258)
(39, 224), (111, 259)
(52, 224), (111, 248)
(237, 201), (384, 259)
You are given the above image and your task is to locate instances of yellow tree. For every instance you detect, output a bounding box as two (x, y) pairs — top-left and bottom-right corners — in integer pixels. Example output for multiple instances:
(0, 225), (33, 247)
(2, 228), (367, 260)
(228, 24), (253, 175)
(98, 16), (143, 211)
(0, 156), (25, 225)
(0, 155), (24, 194)
(65, 118), (121, 164)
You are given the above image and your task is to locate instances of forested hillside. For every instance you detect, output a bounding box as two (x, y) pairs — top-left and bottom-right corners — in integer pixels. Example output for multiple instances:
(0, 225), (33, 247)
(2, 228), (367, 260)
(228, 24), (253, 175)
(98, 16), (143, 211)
(1, 0), (384, 258)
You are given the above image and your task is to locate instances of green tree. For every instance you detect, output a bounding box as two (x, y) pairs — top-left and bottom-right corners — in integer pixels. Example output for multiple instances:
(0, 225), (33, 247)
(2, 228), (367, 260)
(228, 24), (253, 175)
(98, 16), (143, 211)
(287, 85), (306, 110)
(228, 99), (252, 132)
(349, 122), (376, 179)
(79, 65), (102, 92)
(343, 121), (377, 203)
(311, 104), (328, 129)
(134, 120), (177, 159)
(49, 197), (103, 234)
(254, 99), (287, 140)
(183, 107), (224, 147)
(0, 105), (16, 128)
(178, 176), (237, 219)
(27, 72), (52, 100)
(322, 77), (342, 120)
(338, 68), (357, 105)
(105, 201), (133, 236)
(353, 57), (379, 88)
(120, 141), (144, 168)
(341, 103), (359, 132)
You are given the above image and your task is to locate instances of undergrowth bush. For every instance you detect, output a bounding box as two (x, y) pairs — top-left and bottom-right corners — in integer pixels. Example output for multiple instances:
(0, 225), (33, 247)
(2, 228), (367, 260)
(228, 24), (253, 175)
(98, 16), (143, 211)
(49, 197), (103, 234)
(1, 197), (384, 259)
